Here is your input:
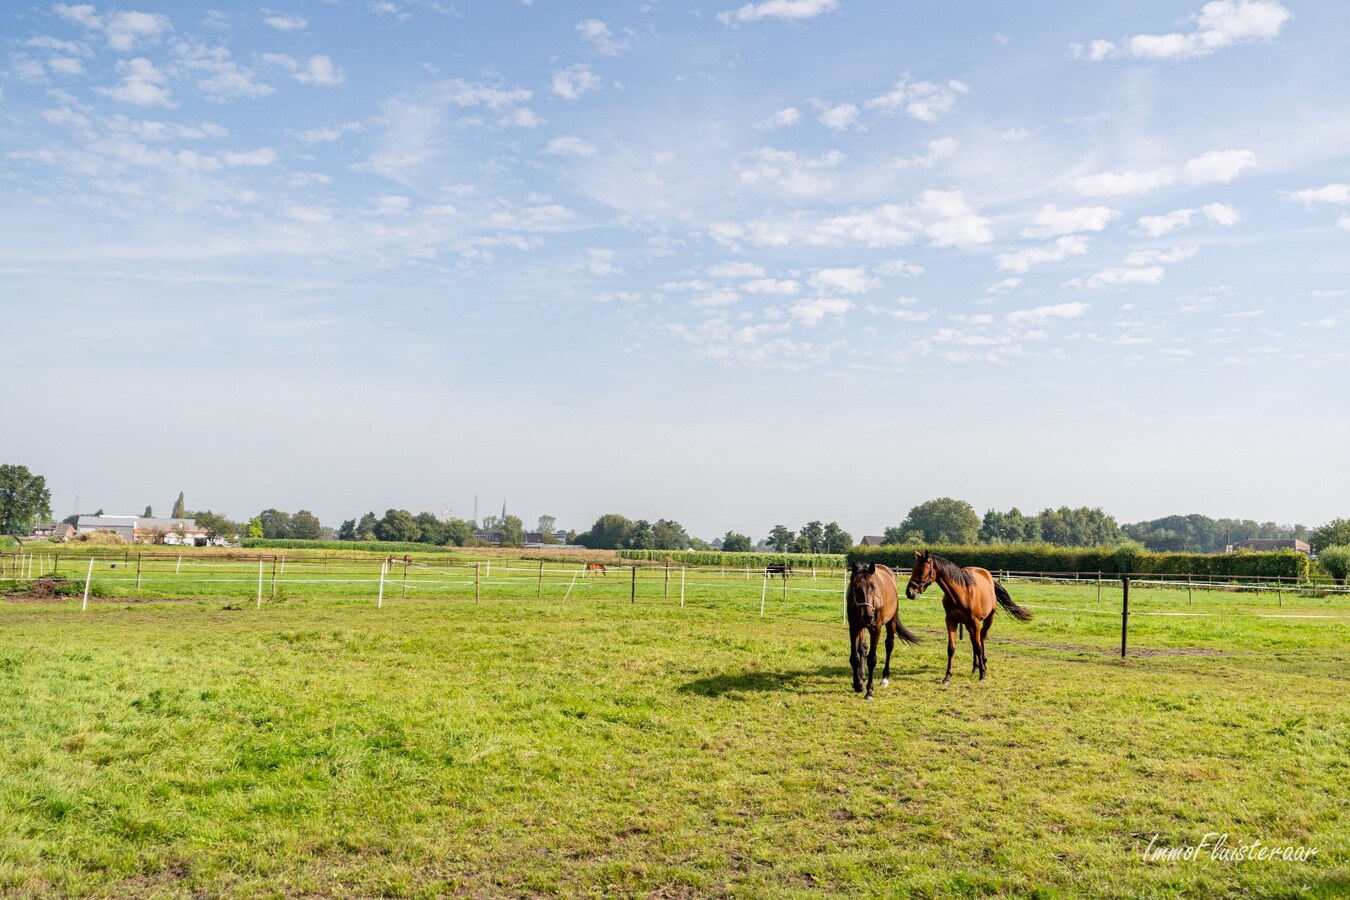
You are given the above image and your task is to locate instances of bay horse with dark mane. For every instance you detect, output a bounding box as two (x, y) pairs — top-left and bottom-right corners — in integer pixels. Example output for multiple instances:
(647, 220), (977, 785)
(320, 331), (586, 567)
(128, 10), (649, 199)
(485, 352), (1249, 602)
(904, 550), (1033, 684)
(846, 562), (921, 699)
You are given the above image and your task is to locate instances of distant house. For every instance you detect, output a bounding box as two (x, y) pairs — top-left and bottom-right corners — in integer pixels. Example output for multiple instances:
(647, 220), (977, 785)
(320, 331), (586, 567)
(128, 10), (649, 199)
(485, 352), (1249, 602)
(859, 535), (887, 547)
(32, 522), (74, 540)
(1232, 538), (1311, 555)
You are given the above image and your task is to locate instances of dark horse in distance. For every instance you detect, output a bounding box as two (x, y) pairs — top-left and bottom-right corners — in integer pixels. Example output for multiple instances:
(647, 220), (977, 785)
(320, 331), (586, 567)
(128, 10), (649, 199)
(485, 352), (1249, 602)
(904, 550), (1033, 684)
(846, 562), (921, 699)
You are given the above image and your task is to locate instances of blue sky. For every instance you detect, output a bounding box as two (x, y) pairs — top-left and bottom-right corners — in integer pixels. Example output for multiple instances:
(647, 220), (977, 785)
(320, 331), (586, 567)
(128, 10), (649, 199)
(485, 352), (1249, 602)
(4, 0), (1348, 539)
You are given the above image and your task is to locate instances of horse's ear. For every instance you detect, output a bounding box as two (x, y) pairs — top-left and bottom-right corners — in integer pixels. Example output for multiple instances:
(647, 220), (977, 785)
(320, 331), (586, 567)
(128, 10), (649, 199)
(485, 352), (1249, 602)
(914, 550), (922, 559)
(865, 562), (875, 575)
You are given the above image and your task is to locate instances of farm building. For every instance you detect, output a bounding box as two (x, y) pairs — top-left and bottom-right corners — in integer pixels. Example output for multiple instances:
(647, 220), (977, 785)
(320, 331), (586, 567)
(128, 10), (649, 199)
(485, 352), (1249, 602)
(859, 535), (887, 547)
(31, 522), (75, 540)
(1232, 538), (1311, 554)
(75, 515), (209, 545)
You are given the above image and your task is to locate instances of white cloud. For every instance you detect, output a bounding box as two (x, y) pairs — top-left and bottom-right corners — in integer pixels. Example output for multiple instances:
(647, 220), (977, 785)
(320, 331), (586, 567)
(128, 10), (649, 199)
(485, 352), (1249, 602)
(997, 235), (1091, 273)
(1286, 184), (1350, 204)
(815, 102), (860, 131)
(1074, 168), (1174, 196)
(1080, 1), (1291, 61)
(94, 57), (175, 107)
(1339, 216), (1350, 230)
(1069, 266), (1165, 288)
(1124, 246), (1198, 265)
(876, 260), (924, 277)
(986, 277), (1023, 293)
(709, 262), (767, 278)
(760, 107), (801, 130)
(1001, 127), (1030, 142)
(48, 57), (85, 76)
(264, 15), (307, 31)
(743, 278), (801, 295)
(1184, 149), (1256, 183)
(544, 136), (597, 156)
(221, 147), (277, 167)
(866, 77), (969, 122)
(1022, 204), (1118, 238)
(911, 190), (993, 248)
(790, 297), (853, 325)
(576, 19), (631, 55)
(298, 122), (362, 143)
(808, 267), (878, 294)
(1136, 208), (1196, 237)
(181, 42), (274, 101)
(893, 137), (957, 169)
(692, 288), (741, 308)
(718, 0), (840, 26)
(582, 248), (622, 277)
(1202, 202), (1242, 225)
(292, 55), (345, 87)
(551, 64), (601, 100)
(57, 5), (173, 51)
(739, 148), (843, 195)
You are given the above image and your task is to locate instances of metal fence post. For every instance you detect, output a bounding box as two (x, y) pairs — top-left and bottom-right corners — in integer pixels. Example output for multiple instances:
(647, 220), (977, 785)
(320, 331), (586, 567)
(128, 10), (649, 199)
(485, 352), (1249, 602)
(631, 565), (637, 603)
(1121, 576), (1130, 658)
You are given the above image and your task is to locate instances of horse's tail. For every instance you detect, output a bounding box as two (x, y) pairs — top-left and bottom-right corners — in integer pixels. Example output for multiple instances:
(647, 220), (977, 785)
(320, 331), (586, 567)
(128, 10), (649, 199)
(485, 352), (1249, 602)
(993, 582), (1033, 622)
(895, 619), (922, 645)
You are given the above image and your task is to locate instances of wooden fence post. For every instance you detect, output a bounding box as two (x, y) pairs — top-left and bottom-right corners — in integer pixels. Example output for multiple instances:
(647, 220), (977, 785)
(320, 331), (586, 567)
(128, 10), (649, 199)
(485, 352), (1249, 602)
(537, 561), (544, 599)
(664, 561), (670, 600)
(475, 563), (481, 603)
(136, 553), (143, 591)
(1121, 577), (1130, 658)
(631, 565), (637, 604)
(271, 557), (278, 601)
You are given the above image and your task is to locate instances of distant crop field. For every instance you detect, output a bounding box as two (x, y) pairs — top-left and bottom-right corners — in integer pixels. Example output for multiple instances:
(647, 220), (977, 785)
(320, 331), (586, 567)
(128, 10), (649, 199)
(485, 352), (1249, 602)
(0, 557), (1345, 897)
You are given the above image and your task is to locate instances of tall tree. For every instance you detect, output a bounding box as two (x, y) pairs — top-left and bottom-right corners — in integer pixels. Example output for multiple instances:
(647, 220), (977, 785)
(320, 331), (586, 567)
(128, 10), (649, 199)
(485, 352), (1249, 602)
(652, 518), (690, 550)
(499, 514), (526, 547)
(444, 518), (475, 546)
(190, 511), (238, 542)
(796, 521), (825, 553)
(337, 518), (357, 541)
(290, 510), (322, 540)
(574, 513), (636, 550)
(722, 531), (753, 553)
(767, 524), (795, 552)
(246, 517), (264, 539)
(536, 514), (559, 544)
(628, 519), (656, 550)
(257, 509), (293, 539)
(375, 509), (420, 542)
(822, 522), (853, 553)
(1311, 518), (1350, 553)
(355, 511), (378, 541)
(0, 465), (52, 536)
(414, 512), (448, 546)
(892, 498), (980, 545)
(142, 505), (153, 518)
(171, 492), (186, 518)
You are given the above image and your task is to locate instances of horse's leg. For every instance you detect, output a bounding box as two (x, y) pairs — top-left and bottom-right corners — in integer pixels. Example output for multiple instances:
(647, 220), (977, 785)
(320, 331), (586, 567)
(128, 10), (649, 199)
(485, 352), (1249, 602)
(881, 618), (896, 687)
(865, 626), (880, 699)
(850, 628), (865, 693)
(970, 616), (987, 680)
(943, 614), (957, 685)
(980, 613), (994, 676)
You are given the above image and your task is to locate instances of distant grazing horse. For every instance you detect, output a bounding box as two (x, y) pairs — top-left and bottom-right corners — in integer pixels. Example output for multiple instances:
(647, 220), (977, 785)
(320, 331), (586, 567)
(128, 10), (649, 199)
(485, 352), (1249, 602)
(766, 563), (793, 578)
(904, 550), (1033, 684)
(584, 562), (607, 577)
(846, 562), (921, 699)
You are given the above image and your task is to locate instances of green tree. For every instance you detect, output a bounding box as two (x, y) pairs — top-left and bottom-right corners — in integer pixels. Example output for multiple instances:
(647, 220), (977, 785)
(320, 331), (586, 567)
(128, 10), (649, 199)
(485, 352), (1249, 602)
(767, 524), (795, 552)
(0, 465), (52, 536)
(628, 519), (655, 550)
(822, 522), (853, 553)
(171, 492), (186, 518)
(414, 512), (448, 545)
(892, 497), (980, 545)
(1037, 506), (1123, 547)
(536, 514), (559, 544)
(722, 531), (752, 553)
(143, 505), (153, 518)
(290, 510), (322, 540)
(375, 509), (420, 542)
(574, 513), (636, 550)
(246, 517), (264, 539)
(257, 509), (293, 539)
(1317, 545), (1350, 585)
(190, 510), (237, 542)
(652, 519), (690, 550)
(1310, 518), (1350, 554)
(337, 519), (357, 541)
(499, 514), (526, 547)
(796, 521), (824, 553)
(355, 512), (378, 541)
(444, 518), (475, 546)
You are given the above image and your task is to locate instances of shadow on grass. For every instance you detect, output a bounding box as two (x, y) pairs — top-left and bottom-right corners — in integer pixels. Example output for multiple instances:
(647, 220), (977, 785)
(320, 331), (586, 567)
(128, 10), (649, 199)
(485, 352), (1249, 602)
(678, 664), (928, 697)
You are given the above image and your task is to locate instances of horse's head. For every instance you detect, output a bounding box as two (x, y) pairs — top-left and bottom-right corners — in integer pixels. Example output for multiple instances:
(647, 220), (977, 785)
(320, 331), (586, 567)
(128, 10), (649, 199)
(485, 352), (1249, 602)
(849, 561), (879, 614)
(905, 550), (935, 599)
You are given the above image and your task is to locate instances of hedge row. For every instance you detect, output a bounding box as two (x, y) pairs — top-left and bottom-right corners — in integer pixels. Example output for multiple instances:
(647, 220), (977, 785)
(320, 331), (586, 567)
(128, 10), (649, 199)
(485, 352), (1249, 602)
(616, 549), (847, 569)
(847, 544), (1310, 581)
(240, 538), (445, 554)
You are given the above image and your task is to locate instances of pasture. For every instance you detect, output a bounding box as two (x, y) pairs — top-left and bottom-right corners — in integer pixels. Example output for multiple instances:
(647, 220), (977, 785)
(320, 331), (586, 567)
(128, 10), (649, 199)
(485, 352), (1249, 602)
(0, 552), (1346, 897)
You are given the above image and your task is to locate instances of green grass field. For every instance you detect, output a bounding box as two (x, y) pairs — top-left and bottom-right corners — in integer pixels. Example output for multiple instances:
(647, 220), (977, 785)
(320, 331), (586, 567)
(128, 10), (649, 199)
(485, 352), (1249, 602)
(1, 555), (1346, 897)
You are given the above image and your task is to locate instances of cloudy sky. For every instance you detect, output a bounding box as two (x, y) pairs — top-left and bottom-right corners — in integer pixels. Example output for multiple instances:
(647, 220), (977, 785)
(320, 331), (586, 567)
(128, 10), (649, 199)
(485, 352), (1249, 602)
(4, 0), (1348, 539)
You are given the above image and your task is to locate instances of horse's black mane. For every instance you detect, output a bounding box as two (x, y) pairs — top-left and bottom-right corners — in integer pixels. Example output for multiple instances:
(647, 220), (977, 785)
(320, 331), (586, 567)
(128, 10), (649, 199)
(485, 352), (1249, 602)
(929, 554), (974, 588)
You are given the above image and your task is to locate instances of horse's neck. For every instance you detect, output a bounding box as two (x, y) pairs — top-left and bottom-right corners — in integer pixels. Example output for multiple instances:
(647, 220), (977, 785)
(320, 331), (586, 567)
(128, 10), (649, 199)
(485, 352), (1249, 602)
(933, 566), (959, 595)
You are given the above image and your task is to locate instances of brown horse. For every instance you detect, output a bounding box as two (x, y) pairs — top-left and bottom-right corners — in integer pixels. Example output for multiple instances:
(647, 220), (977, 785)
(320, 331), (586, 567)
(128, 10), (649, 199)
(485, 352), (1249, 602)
(846, 562), (921, 699)
(584, 562), (607, 577)
(904, 550), (1032, 684)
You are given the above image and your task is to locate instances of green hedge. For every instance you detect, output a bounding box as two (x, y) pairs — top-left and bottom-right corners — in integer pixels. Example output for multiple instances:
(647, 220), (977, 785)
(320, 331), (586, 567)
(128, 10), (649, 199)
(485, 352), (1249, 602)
(847, 543), (1310, 581)
(241, 538), (445, 554)
(616, 549), (847, 569)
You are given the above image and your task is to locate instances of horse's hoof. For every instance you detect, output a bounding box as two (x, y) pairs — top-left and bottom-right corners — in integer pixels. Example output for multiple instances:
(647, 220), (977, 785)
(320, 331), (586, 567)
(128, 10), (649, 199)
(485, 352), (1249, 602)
(864, 693), (874, 701)
(853, 684), (863, 693)
(941, 678), (950, 685)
